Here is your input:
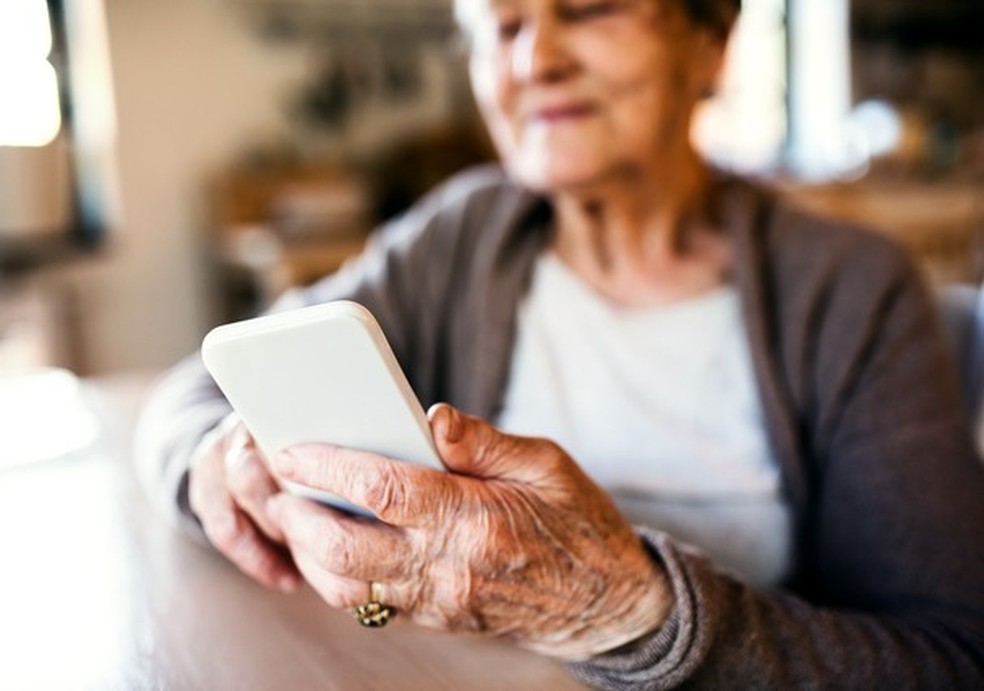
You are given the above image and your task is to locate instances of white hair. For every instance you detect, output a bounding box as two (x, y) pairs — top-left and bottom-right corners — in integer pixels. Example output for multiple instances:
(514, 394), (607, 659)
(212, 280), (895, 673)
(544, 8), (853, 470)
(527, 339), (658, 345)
(452, 0), (481, 37)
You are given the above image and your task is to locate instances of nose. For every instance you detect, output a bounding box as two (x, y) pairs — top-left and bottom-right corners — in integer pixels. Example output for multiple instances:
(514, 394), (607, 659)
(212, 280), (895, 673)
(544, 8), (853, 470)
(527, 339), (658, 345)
(511, 18), (575, 83)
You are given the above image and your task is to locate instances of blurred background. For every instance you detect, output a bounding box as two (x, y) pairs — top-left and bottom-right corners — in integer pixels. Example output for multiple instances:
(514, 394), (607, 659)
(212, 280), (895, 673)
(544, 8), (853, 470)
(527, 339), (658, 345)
(1, 0), (983, 377)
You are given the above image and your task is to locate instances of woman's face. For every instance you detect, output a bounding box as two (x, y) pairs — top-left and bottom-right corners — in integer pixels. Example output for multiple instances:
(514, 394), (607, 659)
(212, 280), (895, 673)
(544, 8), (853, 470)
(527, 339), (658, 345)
(461, 0), (727, 192)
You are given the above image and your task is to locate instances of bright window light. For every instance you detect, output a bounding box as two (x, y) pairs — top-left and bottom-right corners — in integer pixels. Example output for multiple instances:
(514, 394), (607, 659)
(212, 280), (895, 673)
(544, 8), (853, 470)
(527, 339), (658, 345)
(0, 0), (62, 147)
(692, 0), (788, 174)
(0, 368), (99, 468)
(786, 0), (853, 179)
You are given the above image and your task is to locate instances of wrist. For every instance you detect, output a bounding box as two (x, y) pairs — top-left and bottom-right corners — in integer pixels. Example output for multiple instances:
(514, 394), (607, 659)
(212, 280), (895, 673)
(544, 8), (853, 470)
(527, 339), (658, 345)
(547, 541), (675, 662)
(587, 552), (675, 658)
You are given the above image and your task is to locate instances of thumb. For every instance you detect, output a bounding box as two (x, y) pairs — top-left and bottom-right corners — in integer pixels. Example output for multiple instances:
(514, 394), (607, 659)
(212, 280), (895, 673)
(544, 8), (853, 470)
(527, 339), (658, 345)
(427, 403), (556, 484)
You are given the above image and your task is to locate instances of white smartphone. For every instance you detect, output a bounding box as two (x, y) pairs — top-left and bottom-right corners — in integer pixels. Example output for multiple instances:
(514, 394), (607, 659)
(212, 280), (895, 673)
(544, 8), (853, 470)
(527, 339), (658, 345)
(201, 300), (442, 515)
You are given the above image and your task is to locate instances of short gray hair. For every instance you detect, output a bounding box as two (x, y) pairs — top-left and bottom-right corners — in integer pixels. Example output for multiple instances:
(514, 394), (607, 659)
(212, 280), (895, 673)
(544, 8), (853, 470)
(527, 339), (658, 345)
(454, 0), (741, 41)
(683, 0), (741, 37)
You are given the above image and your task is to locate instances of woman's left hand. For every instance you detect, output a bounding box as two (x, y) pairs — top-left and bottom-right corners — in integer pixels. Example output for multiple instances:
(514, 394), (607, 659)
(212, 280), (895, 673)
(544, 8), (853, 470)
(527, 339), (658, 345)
(266, 403), (673, 660)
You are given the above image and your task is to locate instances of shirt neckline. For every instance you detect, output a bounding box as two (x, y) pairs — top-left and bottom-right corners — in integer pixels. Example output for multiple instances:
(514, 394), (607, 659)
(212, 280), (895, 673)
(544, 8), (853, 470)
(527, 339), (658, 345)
(538, 251), (736, 321)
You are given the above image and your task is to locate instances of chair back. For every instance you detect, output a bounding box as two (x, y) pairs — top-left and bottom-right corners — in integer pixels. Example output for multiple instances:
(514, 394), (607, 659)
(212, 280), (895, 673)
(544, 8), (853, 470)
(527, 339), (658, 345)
(938, 284), (984, 440)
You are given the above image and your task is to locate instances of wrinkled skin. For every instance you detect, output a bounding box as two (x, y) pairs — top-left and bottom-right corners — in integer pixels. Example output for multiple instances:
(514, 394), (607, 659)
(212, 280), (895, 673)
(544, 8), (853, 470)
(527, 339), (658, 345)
(188, 413), (300, 592)
(189, 404), (672, 660)
(183, 0), (736, 664)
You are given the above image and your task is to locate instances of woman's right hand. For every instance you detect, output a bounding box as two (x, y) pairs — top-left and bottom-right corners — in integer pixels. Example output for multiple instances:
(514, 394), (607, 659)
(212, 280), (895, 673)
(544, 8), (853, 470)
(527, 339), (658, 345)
(188, 413), (301, 591)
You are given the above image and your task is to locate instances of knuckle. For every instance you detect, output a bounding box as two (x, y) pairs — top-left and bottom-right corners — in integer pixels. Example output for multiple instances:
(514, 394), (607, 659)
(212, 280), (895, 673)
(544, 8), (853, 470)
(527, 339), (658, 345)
(361, 466), (407, 520)
(323, 584), (360, 610)
(230, 535), (274, 579)
(315, 532), (356, 576)
(532, 438), (569, 473)
(228, 457), (268, 501)
(474, 428), (502, 465)
(314, 445), (342, 485)
(203, 511), (241, 553)
(428, 568), (484, 632)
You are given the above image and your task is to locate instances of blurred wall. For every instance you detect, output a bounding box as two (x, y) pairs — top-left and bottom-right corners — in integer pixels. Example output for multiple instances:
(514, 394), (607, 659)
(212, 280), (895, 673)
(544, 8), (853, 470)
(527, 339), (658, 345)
(48, 0), (309, 374)
(43, 0), (460, 375)
(52, 0), (978, 374)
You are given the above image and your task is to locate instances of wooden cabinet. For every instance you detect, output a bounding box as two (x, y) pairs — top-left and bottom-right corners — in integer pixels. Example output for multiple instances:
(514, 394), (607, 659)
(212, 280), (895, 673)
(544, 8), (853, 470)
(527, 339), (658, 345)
(209, 165), (373, 318)
(782, 179), (984, 283)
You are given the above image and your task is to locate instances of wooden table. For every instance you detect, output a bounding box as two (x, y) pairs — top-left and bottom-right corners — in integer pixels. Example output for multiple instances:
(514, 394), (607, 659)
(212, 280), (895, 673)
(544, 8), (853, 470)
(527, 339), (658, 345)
(0, 376), (585, 690)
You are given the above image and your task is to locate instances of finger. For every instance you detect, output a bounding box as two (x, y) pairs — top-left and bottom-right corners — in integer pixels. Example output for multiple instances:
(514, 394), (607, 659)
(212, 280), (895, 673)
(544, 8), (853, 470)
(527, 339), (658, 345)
(225, 436), (285, 542)
(427, 403), (566, 485)
(188, 428), (231, 527)
(272, 444), (464, 527)
(195, 471), (301, 591)
(188, 417), (235, 519)
(208, 506), (301, 593)
(268, 493), (413, 582)
(189, 430), (300, 591)
(293, 550), (377, 611)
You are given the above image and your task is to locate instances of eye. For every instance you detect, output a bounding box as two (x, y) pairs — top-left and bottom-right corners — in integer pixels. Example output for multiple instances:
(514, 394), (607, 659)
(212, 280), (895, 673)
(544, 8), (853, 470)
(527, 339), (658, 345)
(497, 18), (523, 41)
(561, 0), (622, 22)
(465, 3), (523, 48)
(495, 7), (524, 43)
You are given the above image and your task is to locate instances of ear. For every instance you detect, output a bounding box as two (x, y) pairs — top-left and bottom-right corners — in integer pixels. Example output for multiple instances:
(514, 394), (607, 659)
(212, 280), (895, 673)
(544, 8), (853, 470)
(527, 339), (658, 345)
(692, 22), (734, 100)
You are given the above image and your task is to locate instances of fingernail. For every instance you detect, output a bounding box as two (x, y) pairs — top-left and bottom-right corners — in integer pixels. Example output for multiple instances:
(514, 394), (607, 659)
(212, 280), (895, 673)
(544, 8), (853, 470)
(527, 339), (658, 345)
(442, 405), (462, 444)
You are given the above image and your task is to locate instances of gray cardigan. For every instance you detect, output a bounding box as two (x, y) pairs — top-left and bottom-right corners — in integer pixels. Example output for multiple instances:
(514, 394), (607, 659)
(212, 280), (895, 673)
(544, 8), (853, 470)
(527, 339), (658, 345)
(138, 166), (984, 688)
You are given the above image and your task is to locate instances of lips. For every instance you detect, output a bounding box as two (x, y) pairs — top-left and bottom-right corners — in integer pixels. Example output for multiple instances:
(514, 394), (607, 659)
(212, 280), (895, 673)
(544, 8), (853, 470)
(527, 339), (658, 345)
(529, 102), (597, 123)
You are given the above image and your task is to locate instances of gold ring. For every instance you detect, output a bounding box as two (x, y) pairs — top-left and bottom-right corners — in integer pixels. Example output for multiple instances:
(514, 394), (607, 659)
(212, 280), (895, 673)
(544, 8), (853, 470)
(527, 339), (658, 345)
(351, 581), (396, 627)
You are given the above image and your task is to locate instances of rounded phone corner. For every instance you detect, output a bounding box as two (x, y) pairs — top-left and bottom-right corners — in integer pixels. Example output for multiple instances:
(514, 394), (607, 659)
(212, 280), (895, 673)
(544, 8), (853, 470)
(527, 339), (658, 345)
(200, 326), (223, 364)
(196, 299), (441, 474)
(326, 300), (375, 323)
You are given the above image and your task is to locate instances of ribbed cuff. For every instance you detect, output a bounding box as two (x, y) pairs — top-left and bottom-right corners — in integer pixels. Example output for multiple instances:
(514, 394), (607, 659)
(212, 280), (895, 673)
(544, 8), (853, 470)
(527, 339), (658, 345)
(566, 528), (715, 690)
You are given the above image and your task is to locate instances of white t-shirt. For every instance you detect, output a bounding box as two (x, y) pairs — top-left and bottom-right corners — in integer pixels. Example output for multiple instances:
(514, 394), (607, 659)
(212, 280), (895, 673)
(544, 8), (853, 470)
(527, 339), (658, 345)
(496, 253), (792, 586)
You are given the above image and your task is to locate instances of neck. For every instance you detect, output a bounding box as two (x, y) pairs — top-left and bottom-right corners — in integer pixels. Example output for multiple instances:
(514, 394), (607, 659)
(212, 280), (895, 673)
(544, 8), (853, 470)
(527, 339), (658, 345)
(550, 152), (730, 307)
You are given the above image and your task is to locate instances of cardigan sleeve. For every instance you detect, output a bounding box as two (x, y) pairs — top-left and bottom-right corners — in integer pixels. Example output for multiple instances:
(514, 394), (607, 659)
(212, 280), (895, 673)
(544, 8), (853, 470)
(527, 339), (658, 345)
(133, 353), (232, 541)
(568, 237), (984, 688)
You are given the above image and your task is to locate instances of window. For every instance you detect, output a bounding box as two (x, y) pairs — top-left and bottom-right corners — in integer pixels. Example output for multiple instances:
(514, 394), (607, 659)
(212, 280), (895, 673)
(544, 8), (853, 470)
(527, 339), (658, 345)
(0, 0), (116, 255)
(693, 0), (855, 181)
(0, 0), (62, 147)
(693, 0), (788, 174)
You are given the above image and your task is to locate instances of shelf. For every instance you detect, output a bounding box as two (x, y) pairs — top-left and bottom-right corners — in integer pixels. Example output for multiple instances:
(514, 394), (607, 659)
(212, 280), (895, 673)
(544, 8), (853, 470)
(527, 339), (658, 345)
(851, 1), (984, 50)
(781, 179), (984, 283)
(228, 0), (455, 40)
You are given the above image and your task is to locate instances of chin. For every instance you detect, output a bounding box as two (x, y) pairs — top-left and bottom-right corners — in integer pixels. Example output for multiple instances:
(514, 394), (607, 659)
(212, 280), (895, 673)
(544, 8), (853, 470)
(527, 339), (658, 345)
(510, 155), (623, 195)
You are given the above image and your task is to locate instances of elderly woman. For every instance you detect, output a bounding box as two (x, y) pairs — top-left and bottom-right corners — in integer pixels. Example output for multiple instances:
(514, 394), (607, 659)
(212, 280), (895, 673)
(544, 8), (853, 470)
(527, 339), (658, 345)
(138, 0), (984, 687)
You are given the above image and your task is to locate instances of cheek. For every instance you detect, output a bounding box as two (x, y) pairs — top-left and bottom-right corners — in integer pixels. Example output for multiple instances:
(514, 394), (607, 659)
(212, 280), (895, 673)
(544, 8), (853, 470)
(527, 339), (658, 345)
(613, 77), (687, 140)
(596, 47), (699, 144)
(470, 54), (521, 153)
(470, 49), (519, 114)
(468, 52), (496, 109)
(596, 43), (674, 103)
